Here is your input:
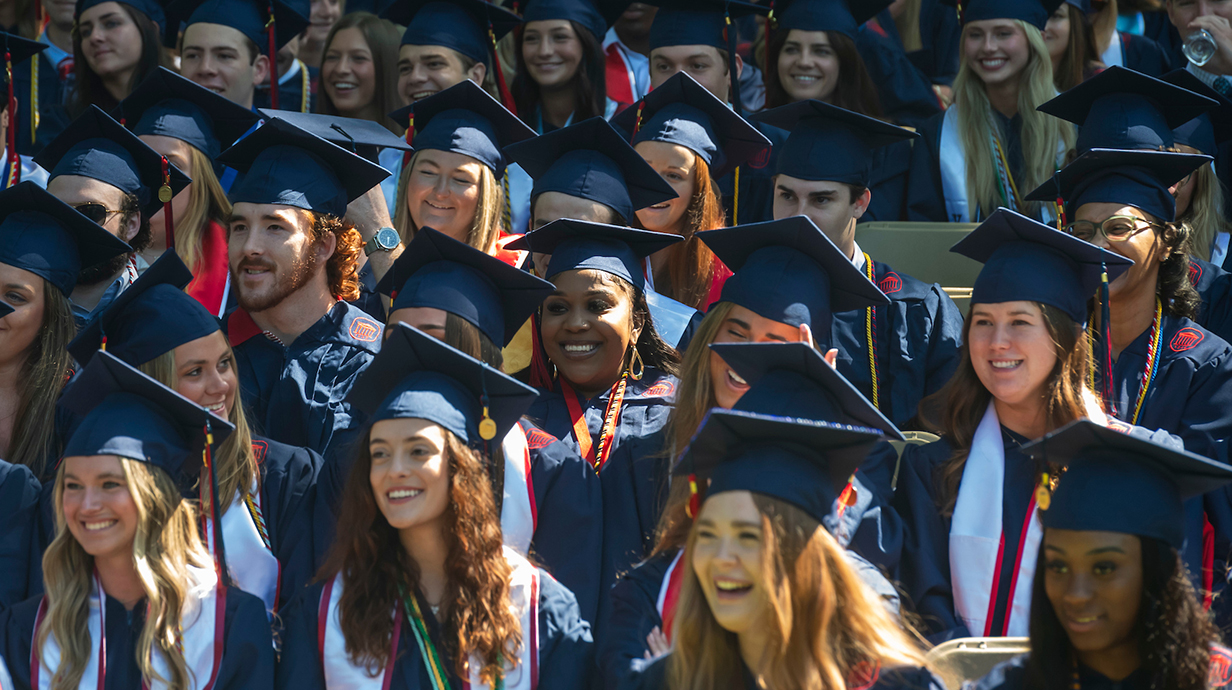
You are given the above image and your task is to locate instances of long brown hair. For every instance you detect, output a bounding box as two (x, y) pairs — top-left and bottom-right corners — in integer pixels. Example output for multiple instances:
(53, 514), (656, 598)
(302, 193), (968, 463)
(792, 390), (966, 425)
(316, 13), (404, 134)
(70, 2), (171, 117)
(318, 427), (521, 685)
(174, 146), (232, 273)
(763, 29), (883, 116)
(651, 155), (727, 311)
(511, 19), (607, 127)
(10, 280), (75, 478)
(667, 494), (929, 690)
(922, 302), (1090, 516)
(304, 210), (363, 302)
(40, 458), (212, 690)
(1052, 3), (1101, 93)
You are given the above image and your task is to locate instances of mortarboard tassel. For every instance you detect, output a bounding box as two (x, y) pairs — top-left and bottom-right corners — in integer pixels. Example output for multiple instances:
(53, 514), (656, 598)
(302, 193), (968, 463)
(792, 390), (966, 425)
(724, 12), (742, 118)
(266, 7), (279, 110)
(686, 474), (700, 519)
(630, 101), (645, 141)
(160, 155), (174, 250)
(1100, 264), (1115, 416)
(764, 2), (774, 88)
(403, 113), (414, 168)
(5, 47), (17, 187)
(489, 21), (517, 115)
(203, 419), (232, 588)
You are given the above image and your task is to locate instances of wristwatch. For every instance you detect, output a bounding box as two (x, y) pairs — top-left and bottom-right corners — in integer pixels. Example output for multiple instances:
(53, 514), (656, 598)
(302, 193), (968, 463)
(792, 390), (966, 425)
(365, 227), (400, 256)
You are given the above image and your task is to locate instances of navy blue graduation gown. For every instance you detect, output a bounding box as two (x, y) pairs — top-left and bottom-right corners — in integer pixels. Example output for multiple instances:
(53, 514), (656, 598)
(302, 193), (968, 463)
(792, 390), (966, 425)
(224, 301), (383, 458)
(253, 60), (316, 114)
(832, 259), (964, 430)
(904, 0), (961, 87)
(858, 15), (943, 130)
(716, 122), (784, 226)
(528, 369), (677, 637)
(246, 435), (323, 610)
(892, 433), (1038, 641)
(1114, 31), (1172, 77)
(275, 570), (595, 690)
(0, 461), (40, 611)
(13, 52), (70, 158)
(0, 587), (274, 690)
(1190, 258), (1232, 345)
(972, 647), (1232, 690)
(634, 654), (944, 690)
(833, 443), (906, 574)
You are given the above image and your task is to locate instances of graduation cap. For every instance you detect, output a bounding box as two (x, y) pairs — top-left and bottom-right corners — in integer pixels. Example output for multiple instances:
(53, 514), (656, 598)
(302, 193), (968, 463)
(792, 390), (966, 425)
(696, 216), (888, 340)
(0, 32), (45, 89)
(77, 0), (166, 32)
(523, 0), (608, 43)
(504, 117), (679, 222)
(1162, 69), (1232, 157)
(1038, 66), (1217, 153)
(752, 99), (919, 186)
(647, 0), (767, 114)
(0, 301), (12, 319)
(68, 253), (221, 368)
(673, 408), (885, 524)
(610, 71), (771, 179)
(36, 105), (193, 220)
(950, 208), (1133, 324)
(1025, 148), (1211, 223)
(218, 117), (391, 218)
(377, 228), (555, 346)
(408, 80), (536, 178)
(61, 349), (237, 585)
(507, 218), (682, 292)
(349, 323), (539, 444)
(166, 0), (310, 52)
(0, 33), (47, 187)
(0, 181), (132, 297)
(772, 0), (894, 38)
(712, 341), (903, 439)
(939, 0), (1064, 29)
(257, 109), (413, 164)
(119, 68), (263, 160)
(384, 0), (521, 66)
(1021, 419), (1232, 549)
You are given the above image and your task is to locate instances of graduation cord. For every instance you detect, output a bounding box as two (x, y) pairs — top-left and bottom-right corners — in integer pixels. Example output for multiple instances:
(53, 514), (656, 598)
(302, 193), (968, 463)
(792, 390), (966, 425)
(298, 61), (309, 113)
(243, 491), (271, 550)
(1087, 296), (1162, 425)
(501, 172), (512, 232)
(401, 585), (450, 690)
(989, 132), (1021, 212)
(863, 253), (880, 410)
(28, 46), (36, 144)
(560, 375), (627, 474)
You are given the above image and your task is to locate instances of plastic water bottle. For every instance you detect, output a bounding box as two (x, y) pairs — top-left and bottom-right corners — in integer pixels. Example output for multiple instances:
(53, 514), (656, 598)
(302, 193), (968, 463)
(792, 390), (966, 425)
(1184, 29), (1217, 67)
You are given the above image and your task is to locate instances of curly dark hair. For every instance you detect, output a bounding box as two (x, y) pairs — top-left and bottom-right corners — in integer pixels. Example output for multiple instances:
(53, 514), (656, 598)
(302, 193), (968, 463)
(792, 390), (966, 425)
(318, 428), (519, 686)
(306, 212), (363, 303)
(1024, 536), (1219, 690)
(1156, 221), (1201, 321)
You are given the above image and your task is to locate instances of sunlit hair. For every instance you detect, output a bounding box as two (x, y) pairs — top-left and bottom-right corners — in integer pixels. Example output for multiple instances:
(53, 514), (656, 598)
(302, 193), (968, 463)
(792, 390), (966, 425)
(386, 311), (505, 370)
(920, 302), (1090, 516)
(953, 20), (1074, 220)
(1025, 536), (1219, 690)
(512, 19), (607, 127)
(891, 0), (923, 53)
(40, 458), (212, 690)
(138, 340), (256, 516)
(652, 155), (727, 311)
(1052, 4), (1100, 92)
(1175, 161), (1232, 263)
(667, 494), (929, 690)
(70, 2), (171, 117)
(318, 426), (520, 685)
(174, 146), (232, 273)
(394, 149), (503, 253)
(763, 29), (883, 116)
(303, 210), (363, 302)
(9, 280), (75, 477)
(317, 13), (404, 134)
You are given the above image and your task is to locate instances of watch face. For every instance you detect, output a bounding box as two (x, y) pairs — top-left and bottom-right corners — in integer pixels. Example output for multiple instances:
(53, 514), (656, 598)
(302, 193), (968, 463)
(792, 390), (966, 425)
(377, 228), (399, 249)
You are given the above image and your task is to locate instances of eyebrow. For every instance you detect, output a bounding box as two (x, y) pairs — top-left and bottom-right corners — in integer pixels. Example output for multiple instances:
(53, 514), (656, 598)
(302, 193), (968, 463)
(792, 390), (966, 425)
(370, 434), (433, 445)
(724, 317), (751, 330)
(696, 519), (762, 529)
(63, 472), (125, 481)
(2, 282), (32, 292)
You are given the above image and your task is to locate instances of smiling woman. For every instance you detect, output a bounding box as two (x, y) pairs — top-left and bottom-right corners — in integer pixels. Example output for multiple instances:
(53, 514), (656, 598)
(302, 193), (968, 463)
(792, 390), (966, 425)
(70, 0), (171, 117)
(317, 13), (403, 133)
(510, 0), (610, 132)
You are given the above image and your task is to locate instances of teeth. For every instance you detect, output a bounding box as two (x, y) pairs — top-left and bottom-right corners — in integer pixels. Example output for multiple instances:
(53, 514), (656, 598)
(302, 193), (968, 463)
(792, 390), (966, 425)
(792, 75), (819, 82)
(85, 520), (116, 531)
(981, 59), (1007, 67)
(206, 403), (226, 412)
(333, 82), (357, 89)
(244, 269), (266, 275)
(389, 489), (422, 499)
(714, 580), (750, 592)
(991, 360), (1021, 369)
(411, 91), (435, 100)
(1073, 616), (1098, 623)
(564, 344), (597, 353)
(728, 370), (748, 385)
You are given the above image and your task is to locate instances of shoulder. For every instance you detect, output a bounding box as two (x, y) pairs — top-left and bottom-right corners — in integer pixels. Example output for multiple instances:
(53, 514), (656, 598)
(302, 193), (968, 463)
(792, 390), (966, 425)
(872, 261), (939, 302)
(617, 550), (679, 597)
(324, 303), (384, 353)
(902, 437), (956, 471)
(967, 655), (1030, 690)
(1161, 317), (1232, 365)
(517, 419), (562, 453)
(253, 436), (323, 478)
(863, 663), (947, 690)
(627, 370), (678, 403)
(0, 460), (39, 501)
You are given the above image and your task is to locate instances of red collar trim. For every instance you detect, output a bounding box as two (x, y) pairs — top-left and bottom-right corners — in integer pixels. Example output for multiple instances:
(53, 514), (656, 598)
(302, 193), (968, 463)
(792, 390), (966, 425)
(227, 308), (264, 347)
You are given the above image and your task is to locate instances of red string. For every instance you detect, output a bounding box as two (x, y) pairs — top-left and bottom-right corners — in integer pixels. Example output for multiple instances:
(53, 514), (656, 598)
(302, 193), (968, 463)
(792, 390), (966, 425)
(266, 7), (279, 110)
(402, 114), (414, 168)
(490, 23), (516, 115)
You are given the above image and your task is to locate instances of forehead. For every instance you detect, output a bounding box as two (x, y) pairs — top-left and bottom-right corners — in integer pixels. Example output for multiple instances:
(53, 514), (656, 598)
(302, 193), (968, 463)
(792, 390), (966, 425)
(78, 2), (126, 23)
(63, 454), (127, 478)
(532, 191), (614, 223)
(182, 22), (250, 50)
(698, 490), (761, 523)
(650, 45), (722, 62)
(47, 175), (126, 206)
(400, 44), (467, 66)
(370, 416), (448, 442)
(230, 202), (309, 228)
(775, 174), (846, 194)
(524, 19), (576, 34)
(550, 268), (626, 293)
(1074, 202), (1148, 222)
(963, 19), (1024, 33)
(783, 29), (832, 45)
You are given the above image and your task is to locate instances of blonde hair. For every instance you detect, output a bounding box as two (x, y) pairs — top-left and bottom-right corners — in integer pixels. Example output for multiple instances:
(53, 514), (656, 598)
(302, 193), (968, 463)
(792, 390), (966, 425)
(953, 20), (1075, 220)
(393, 150), (503, 254)
(40, 458), (213, 690)
(139, 346), (258, 516)
(668, 495), (928, 690)
(663, 301), (735, 462)
(1177, 162), (1232, 263)
(175, 146), (232, 273)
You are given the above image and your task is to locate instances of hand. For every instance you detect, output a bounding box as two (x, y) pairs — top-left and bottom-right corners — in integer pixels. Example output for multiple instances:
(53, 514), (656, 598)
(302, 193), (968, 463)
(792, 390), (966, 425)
(1189, 14), (1232, 75)
(643, 626), (671, 659)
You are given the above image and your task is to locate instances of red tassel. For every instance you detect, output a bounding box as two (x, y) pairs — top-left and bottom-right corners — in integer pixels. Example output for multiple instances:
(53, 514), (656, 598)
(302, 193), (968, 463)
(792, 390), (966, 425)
(489, 23), (517, 115)
(266, 8), (279, 110)
(1056, 196), (1066, 230)
(402, 114), (414, 168)
(630, 101), (644, 141)
(686, 474), (700, 519)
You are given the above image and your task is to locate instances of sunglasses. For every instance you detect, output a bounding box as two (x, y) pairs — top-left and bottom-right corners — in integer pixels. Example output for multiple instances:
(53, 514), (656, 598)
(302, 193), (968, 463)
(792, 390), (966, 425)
(72, 202), (124, 225)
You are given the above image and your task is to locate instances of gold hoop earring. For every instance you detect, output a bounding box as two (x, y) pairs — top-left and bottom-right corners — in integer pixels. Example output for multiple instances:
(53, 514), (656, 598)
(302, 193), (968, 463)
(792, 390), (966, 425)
(629, 346), (645, 381)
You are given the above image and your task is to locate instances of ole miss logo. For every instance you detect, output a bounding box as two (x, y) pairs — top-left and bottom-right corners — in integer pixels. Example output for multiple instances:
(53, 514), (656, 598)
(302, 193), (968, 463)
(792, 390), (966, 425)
(1171, 327), (1204, 353)
(525, 428), (557, 450)
(878, 272), (902, 294)
(1191, 260), (1203, 286)
(847, 660), (882, 690)
(1209, 647), (1232, 687)
(251, 440), (269, 463)
(349, 317), (381, 342)
(748, 145), (771, 170)
(644, 380), (676, 398)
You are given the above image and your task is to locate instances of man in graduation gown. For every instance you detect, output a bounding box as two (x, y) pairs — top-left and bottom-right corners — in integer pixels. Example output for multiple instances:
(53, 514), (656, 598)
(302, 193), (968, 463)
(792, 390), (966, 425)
(756, 99), (964, 431)
(218, 117), (390, 459)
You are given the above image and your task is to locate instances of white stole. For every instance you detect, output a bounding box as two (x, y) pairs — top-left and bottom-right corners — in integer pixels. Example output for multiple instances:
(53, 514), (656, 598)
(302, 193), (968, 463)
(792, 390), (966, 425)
(1101, 33), (1124, 69)
(949, 402), (1043, 637)
(204, 483), (280, 618)
(33, 567), (225, 690)
(319, 547), (540, 690)
(654, 551), (684, 621)
(501, 428), (536, 557)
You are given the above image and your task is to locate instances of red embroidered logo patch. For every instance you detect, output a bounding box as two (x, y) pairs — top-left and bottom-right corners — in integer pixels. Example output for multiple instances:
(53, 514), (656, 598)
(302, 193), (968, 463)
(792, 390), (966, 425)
(1171, 327), (1204, 352)
(251, 440), (268, 463)
(878, 272), (902, 294)
(1209, 647), (1232, 687)
(644, 380), (676, 398)
(1191, 260), (1203, 286)
(748, 145), (771, 170)
(525, 428), (557, 450)
(847, 660), (883, 690)
(349, 317), (381, 342)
